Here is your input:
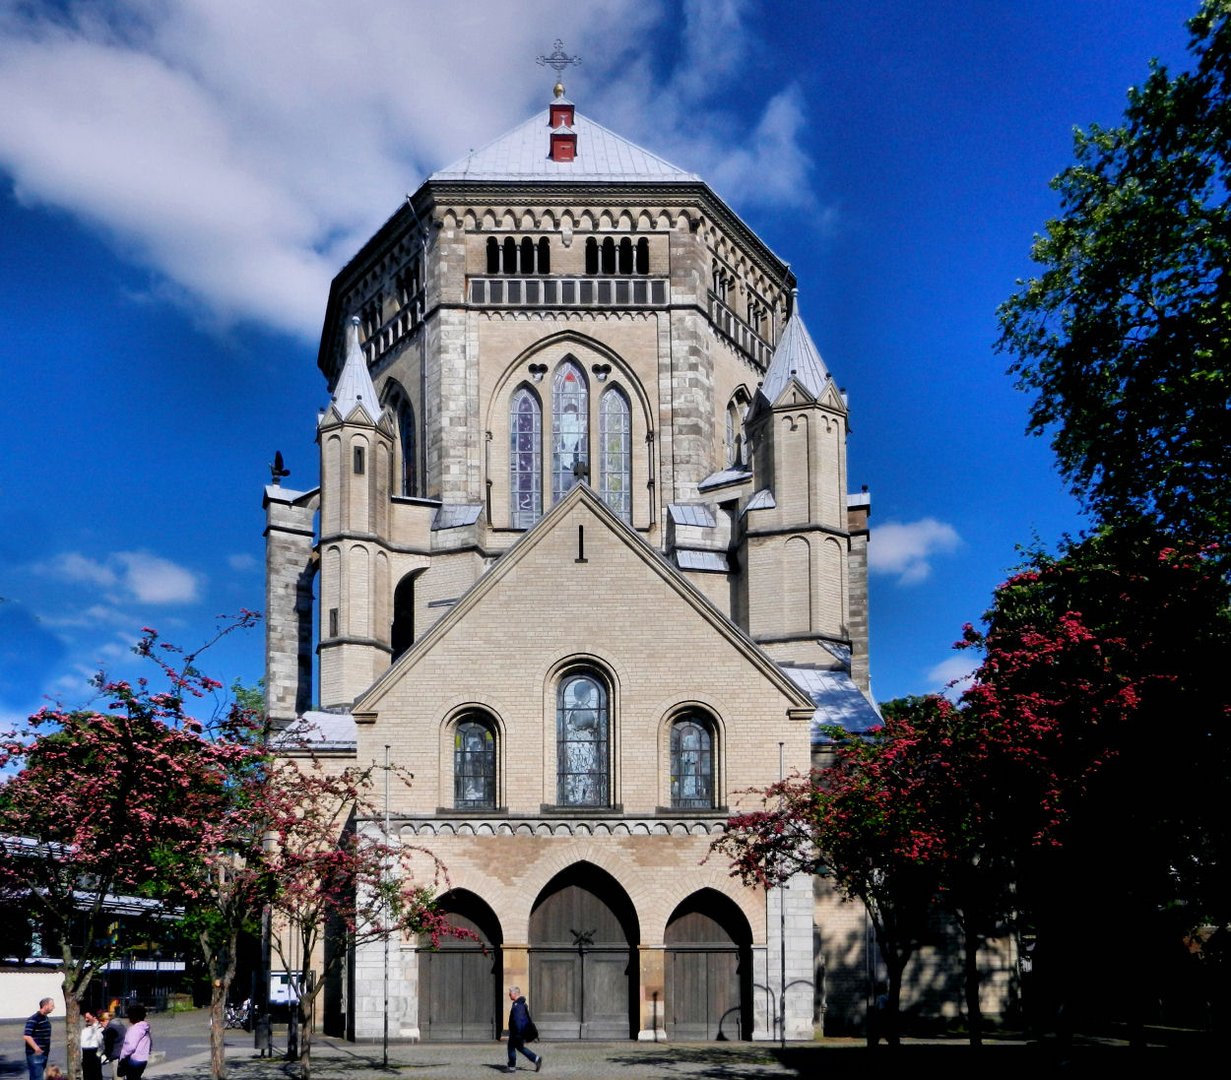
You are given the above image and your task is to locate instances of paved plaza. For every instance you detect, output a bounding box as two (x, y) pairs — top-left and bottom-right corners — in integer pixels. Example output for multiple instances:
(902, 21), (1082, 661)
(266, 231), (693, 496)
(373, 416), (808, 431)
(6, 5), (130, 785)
(0, 1009), (1209, 1079)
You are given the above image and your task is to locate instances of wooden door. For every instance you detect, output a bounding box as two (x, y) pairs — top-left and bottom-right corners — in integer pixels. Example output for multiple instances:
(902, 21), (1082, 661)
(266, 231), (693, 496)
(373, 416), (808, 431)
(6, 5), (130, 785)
(664, 898), (750, 1041)
(418, 948), (498, 1040)
(529, 874), (636, 1040)
(666, 949), (741, 1040)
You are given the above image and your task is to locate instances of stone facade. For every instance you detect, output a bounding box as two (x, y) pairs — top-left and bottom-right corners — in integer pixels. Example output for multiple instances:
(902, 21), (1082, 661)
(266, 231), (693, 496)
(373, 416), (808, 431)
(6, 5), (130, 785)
(265, 85), (889, 1043)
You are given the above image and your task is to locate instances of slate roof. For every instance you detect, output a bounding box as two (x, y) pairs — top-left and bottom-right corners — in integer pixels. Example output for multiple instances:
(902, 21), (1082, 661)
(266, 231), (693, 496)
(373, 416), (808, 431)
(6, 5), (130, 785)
(327, 318), (382, 423)
(273, 710), (358, 752)
(759, 303), (832, 404)
(431, 110), (700, 184)
(668, 503), (718, 528)
(780, 665), (882, 739)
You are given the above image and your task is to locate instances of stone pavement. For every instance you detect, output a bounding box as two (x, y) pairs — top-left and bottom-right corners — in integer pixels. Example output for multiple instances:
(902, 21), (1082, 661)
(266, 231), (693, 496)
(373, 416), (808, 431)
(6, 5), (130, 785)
(1, 1009), (1210, 1080)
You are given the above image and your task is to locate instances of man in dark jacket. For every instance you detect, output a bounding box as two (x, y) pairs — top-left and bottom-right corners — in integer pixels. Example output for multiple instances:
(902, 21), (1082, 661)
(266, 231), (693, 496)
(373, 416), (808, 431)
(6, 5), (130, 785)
(503, 987), (542, 1073)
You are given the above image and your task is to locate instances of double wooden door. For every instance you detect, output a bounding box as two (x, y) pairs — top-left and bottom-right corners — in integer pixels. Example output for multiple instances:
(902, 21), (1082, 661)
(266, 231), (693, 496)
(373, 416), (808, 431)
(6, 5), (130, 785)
(529, 878), (635, 1039)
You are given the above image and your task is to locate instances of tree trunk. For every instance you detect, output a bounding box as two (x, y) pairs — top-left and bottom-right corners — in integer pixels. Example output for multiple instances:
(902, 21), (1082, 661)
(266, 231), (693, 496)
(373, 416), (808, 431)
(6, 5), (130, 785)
(61, 977), (83, 1080)
(208, 979), (228, 1080)
(963, 921), (984, 1047)
(202, 929), (238, 1080)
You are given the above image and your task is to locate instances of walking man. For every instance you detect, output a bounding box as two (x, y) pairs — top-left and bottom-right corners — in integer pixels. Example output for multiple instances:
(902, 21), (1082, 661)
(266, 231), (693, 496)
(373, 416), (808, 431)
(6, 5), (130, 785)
(503, 987), (542, 1073)
(23, 997), (54, 1080)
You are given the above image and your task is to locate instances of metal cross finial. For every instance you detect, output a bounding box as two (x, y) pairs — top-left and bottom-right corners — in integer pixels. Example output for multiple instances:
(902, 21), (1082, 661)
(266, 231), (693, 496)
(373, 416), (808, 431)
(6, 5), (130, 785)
(537, 39), (581, 77)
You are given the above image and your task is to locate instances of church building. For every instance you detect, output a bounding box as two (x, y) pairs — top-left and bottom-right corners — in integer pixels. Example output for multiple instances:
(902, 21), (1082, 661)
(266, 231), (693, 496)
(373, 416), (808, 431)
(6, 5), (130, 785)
(263, 68), (882, 1043)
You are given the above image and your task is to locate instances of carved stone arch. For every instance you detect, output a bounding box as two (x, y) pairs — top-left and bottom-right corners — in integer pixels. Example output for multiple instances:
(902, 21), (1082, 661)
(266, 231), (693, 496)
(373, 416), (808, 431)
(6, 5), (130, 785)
(636, 210), (654, 230)
(556, 209), (570, 231)
(820, 534), (847, 636)
(541, 208), (557, 231)
(616, 210), (634, 230)
(498, 209), (515, 230)
(417, 887), (505, 1041)
(346, 542), (371, 637)
(528, 861), (640, 1039)
(657, 700), (726, 810)
(598, 210), (615, 230)
(438, 701), (505, 811)
(578, 209), (596, 230)
(481, 209), (498, 230)
(462, 209), (478, 230)
(664, 889), (754, 1040)
(484, 330), (653, 438)
(439, 209), (459, 229)
(783, 535), (812, 635)
(517, 208), (533, 229)
(655, 210), (671, 230)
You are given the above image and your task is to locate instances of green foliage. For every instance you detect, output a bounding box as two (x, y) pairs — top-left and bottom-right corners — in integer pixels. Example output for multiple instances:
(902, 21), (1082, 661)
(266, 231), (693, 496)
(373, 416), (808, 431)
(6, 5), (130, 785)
(997, 0), (1231, 549)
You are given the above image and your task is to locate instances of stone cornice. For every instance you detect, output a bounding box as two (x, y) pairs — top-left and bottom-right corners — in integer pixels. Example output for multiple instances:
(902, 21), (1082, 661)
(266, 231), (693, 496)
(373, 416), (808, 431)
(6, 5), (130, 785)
(370, 814), (730, 839)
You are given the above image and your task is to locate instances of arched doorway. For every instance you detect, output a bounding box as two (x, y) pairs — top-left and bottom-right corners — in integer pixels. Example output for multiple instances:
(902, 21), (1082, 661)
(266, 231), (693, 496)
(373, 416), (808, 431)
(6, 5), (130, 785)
(418, 890), (502, 1041)
(665, 889), (752, 1040)
(529, 863), (639, 1039)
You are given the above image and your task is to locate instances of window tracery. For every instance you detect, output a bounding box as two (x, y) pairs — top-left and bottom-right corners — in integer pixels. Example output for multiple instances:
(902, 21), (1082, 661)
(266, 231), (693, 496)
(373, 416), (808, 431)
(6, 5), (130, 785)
(670, 716), (714, 809)
(557, 673), (609, 806)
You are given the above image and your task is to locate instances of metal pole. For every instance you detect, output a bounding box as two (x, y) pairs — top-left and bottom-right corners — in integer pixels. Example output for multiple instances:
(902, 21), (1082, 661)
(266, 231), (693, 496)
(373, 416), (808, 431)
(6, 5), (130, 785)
(778, 741), (786, 1049)
(383, 744), (391, 1068)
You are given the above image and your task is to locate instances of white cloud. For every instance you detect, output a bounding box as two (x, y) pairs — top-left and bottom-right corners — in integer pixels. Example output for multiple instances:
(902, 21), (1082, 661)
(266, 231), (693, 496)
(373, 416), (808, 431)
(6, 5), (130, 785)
(926, 655), (977, 698)
(32, 550), (199, 605)
(34, 553), (118, 589)
(228, 553), (258, 572)
(0, 0), (818, 339)
(868, 518), (963, 584)
(114, 551), (200, 604)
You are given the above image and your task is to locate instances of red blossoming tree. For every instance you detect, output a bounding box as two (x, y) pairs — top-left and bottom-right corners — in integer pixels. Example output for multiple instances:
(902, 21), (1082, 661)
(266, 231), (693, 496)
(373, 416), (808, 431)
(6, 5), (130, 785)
(0, 614), (261, 1080)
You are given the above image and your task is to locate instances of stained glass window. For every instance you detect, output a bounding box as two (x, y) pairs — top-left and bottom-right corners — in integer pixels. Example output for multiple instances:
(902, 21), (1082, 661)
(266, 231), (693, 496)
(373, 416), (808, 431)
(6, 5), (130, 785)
(454, 719), (495, 809)
(551, 361), (588, 504)
(510, 387), (542, 527)
(599, 388), (631, 521)
(557, 674), (609, 806)
(671, 718), (713, 809)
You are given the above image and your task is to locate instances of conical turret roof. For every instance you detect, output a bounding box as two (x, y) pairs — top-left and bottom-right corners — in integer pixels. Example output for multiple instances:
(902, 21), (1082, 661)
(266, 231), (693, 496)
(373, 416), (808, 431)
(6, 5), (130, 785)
(759, 300), (832, 405)
(327, 317), (382, 424)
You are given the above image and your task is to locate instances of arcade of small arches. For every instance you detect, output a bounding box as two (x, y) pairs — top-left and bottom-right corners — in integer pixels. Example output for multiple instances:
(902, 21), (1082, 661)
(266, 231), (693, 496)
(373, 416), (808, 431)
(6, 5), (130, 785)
(412, 866), (756, 1042)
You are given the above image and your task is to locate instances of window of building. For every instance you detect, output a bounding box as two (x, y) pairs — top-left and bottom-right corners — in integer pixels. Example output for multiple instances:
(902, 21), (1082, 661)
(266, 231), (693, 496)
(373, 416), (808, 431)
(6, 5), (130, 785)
(353, 446), (365, 475)
(551, 361), (588, 504)
(398, 398), (416, 496)
(599, 387), (631, 522)
(509, 387), (542, 528)
(724, 394), (747, 467)
(671, 716), (714, 809)
(557, 673), (609, 806)
(486, 236), (550, 275)
(454, 718), (496, 809)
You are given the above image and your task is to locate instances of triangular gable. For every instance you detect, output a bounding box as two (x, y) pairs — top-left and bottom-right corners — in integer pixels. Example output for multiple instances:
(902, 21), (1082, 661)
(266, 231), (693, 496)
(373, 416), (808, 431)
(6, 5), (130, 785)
(354, 483), (813, 718)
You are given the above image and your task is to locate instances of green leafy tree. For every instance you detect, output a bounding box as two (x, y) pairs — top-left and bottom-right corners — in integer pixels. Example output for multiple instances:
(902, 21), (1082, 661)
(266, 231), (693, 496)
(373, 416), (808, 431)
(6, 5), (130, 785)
(997, 0), (1231, 551)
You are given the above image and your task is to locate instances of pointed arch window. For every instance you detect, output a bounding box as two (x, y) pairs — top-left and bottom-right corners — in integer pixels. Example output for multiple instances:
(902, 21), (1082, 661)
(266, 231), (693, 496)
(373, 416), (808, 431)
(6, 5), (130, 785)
(551, 361), (588, 504)
(454, 718), (496, 809)
(557, 673), (609, 807)
(724, 396), (746, 467)
(397, 398), (417, 496)
(509, 387), (542, 527)
(599, 387), (631, 522)
(671, 716), (714, 809)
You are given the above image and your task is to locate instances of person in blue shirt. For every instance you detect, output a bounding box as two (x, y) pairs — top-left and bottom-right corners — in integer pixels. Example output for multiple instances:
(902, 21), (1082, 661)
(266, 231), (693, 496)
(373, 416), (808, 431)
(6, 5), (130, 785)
(503, 987), (542, 1073)
(22, 997), (54, 1080)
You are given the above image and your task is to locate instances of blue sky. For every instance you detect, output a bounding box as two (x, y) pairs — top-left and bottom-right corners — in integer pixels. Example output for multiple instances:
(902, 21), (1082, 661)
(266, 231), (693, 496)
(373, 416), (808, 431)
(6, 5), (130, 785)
(0, 0), (1201, 723)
